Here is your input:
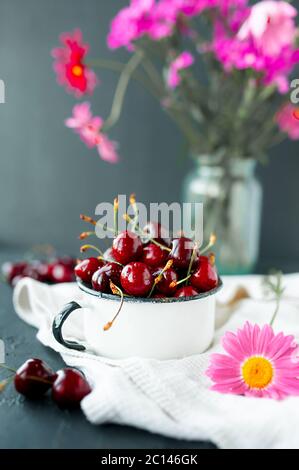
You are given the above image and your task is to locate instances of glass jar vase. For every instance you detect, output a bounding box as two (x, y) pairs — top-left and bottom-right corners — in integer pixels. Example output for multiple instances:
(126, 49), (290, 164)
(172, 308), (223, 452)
(182, 156), (262, 274)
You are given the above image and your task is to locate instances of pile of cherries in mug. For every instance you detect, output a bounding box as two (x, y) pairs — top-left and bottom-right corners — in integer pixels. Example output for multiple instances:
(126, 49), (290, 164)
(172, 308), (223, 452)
(75, 216), (219, 299)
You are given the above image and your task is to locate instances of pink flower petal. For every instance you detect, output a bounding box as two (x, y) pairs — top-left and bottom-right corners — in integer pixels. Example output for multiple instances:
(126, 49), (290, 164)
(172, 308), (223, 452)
(208, 353), (239, 368)
(65, 104), (119, 164)
(269, 334), (295, 360)
(210, 381), (247, 395)
(167, 51), (194, 88)
(256, 324), (274, 355)
(97, 135), (120, 164)
(222, 331), (247, 361)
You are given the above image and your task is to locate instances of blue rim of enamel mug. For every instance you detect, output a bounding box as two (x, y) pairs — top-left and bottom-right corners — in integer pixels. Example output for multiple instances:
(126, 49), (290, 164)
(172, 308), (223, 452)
(77, 277), (223, 303)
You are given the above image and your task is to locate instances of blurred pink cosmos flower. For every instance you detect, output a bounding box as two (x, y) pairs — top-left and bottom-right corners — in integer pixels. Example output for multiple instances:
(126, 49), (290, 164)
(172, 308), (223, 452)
(107, 0), (246, 49)
(65, 103), (119, 163)
(64, 101), (92, 129)
(276, 103), (299, 140)
(107, 0), (173, 50)
(156, 0), (217, 19)
(206, 321), (299, 400)
(52, 29), (98, 97)
(212, 1), (299, 93)
(167, 51), (194, 88)
(238, 1), (297, 57)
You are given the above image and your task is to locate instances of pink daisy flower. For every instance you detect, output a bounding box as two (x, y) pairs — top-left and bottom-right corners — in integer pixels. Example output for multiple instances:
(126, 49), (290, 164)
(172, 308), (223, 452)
(206, 322), (299, 400)
(276, 103), (299, 140)
(167, 51), (194, 88)
(65, 102), (119, 164)
(52, 29), (98, 97)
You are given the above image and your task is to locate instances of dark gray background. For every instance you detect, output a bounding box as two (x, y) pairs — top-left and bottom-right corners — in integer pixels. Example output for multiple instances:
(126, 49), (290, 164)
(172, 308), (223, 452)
(0, 0), (298, 270)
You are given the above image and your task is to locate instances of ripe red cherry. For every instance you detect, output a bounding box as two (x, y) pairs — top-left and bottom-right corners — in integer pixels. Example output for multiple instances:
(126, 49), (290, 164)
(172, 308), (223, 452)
(22, 265), (42, 282)
(32, 261), (51, 282)
(174, 286), (199, 298)
(141, 243), (167, 268)
(103, 247), (116, 262)
(48, 262), (75, 283)
(153, 266), (178, 296)
(190, 256), (218, 292)
(52, 368), (91, 409)
(14, 358), (56, 399)
(55, 256), (76, 270)
(169, 237), (195, 270)
(74, 257), (104, 284)
(120, 262), (153, 297)
(92, 270), (109, 293)
(112, 231), (143, 265)
(92, 262), (122, 293)
(2, 261), (28, 285)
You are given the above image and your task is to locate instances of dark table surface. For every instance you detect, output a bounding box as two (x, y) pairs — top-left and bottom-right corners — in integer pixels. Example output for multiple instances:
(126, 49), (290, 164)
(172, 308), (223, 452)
(0, 248), (218, 450)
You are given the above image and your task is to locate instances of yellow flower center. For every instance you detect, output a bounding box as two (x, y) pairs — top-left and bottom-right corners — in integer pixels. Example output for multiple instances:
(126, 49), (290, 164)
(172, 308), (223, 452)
(72, 65), (83, 77)
(241, 356), (273, 389)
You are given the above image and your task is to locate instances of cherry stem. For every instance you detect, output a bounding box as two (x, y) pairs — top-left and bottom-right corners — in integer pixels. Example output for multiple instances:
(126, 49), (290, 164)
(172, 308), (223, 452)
(23, 375), (54, 385)
(104, 283), (125, 330)
(185, 243), (198, 284)
(0, 374), (15, 390)
(209, 252), (216, 267)
(79, 231), (95, 240)
(130, 193), (139, 232)
(110, 280), (129, 296)
(80, 214), (97, 226)
(99, 256), (123, 267)
(147, 281), (158, 299)
(0, 365), (53, 386)
(80, 245), (104, 257)
(149, 238), (171, 252)
(170, 274), (191, 289)
(80, 214), (116, 235)
(114, 198), (119, 237)
(124, 214), (171, 252)
(200, 233), (217, 255)
(147, 260), (173, 298)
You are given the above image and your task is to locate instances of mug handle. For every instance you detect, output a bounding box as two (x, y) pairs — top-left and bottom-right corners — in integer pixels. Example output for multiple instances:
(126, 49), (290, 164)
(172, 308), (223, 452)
(52, 301), (86, 351)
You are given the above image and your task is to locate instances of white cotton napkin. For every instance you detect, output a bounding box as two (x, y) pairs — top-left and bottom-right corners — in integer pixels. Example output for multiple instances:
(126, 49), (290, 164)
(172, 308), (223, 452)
(12, 274), (299, 449)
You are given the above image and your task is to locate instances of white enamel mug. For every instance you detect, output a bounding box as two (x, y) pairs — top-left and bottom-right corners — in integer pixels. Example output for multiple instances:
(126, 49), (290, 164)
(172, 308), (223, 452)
(52, 279), (222, 360)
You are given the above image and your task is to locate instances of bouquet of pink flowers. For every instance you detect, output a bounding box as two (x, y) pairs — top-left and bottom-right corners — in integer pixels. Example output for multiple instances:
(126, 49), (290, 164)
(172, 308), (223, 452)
(52, 0), (299, 164)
